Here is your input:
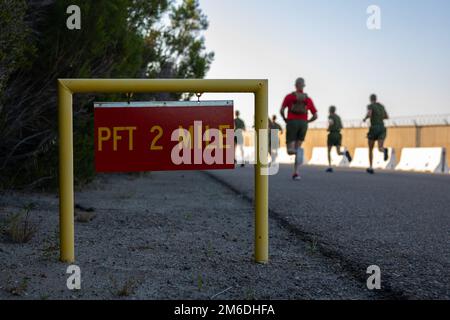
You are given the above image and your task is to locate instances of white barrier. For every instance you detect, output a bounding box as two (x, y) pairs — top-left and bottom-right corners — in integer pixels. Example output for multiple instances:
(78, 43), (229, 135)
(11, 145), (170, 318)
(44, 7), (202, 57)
(349, 148), (396, 170)
(235, 146), (256, 164)
(271, 148), (295, 164)
(395, 148), (448, 173)
(308, 147), (350, 167)
(236, 147), (295, 164)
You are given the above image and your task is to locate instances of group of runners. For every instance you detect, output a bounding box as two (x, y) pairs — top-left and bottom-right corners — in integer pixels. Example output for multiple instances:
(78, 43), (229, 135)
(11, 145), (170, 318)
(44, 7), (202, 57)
(234, 77), (390, 180)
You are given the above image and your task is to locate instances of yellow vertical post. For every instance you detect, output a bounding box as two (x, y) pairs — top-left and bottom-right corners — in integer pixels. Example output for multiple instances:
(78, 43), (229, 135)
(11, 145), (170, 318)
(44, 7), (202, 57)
(254, 81), (269, 263)
(58, 81), (75, 262)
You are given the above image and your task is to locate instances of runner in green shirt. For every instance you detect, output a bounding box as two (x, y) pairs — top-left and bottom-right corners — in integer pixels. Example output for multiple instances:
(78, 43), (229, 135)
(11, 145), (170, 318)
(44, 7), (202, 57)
(269, 115), (283, 163)
(363, 94), (389, 174)
(326, 106), (352, 173)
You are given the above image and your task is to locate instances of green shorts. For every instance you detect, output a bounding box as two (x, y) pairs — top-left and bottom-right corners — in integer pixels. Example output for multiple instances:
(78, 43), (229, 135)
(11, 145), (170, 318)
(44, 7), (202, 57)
(367, 125), (387, 141)
(327, 131), (342, 147)
(286, 120), (308, 144)
(234, 131), (244, 145)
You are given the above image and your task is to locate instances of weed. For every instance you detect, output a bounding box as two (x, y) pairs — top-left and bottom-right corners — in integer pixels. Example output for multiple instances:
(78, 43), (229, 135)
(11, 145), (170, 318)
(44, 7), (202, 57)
(41, 229), (59, 260)
(6, 277), (29, 296)
(308, 237), (319, 253)
(244, 287), (257, 300)
(197, 274), (204, 291)
(6, 204), (38, 243)
(206, 241), (214, 258)
(109, 277), (138, 297)
(184, 213), (192, 220)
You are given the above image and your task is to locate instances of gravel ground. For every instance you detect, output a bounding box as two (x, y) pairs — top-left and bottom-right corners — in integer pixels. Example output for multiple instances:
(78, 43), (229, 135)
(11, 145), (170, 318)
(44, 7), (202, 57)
(0, 171), (377, 300)
(208, 165), (450, 299)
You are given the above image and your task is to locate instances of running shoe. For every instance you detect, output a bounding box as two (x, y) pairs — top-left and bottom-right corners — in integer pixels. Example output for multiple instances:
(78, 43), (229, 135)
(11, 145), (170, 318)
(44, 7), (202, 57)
(366, 168), (375, 174)
(292, 174), (301, 181)
(345, 150), (353, 162)
(326, 168), (334, 173)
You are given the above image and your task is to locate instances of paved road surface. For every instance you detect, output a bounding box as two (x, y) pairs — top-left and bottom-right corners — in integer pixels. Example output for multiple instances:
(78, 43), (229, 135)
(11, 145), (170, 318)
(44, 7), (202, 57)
(207, 165), (450, 299)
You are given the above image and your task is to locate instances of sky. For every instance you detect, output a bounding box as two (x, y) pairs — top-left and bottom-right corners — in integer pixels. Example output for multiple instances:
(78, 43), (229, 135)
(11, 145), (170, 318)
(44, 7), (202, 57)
(198, 0), (450, 127)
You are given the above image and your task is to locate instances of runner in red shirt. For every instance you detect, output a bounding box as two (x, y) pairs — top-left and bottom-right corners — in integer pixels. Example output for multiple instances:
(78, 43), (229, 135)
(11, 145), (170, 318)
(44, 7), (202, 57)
(280, 78), (318, 180)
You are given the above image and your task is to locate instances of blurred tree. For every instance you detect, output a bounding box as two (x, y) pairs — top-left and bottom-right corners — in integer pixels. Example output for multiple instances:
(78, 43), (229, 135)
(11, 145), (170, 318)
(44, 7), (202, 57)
(0, 0), (34, 104)
(141, 0), (214, 100)
(0, 0), (213, 189)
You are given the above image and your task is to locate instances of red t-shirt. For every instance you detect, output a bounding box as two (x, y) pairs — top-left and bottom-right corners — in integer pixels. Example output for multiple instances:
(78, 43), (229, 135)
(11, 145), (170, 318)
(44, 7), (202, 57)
(281, 91), (317, 121)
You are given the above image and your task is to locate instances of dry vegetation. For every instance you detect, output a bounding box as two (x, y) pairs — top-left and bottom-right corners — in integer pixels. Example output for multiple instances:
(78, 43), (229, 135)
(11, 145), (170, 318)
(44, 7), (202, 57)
(5, 204), (38, 243)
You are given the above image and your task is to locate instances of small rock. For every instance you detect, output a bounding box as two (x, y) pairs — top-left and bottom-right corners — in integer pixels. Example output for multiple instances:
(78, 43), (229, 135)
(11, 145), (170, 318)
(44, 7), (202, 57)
(75, 211), (96, 223)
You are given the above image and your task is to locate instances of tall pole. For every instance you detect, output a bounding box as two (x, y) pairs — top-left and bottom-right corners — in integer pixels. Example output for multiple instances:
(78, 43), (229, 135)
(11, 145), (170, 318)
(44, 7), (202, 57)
(58, 81), (75, 263)
(254, 80), (269, 263)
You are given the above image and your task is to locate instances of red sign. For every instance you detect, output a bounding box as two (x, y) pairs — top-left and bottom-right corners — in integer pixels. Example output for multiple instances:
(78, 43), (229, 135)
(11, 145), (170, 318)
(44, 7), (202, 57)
(94, 101), (235, 172)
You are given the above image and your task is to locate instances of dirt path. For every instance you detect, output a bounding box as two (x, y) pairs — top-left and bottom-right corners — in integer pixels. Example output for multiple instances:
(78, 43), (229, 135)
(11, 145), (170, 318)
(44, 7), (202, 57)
(1, 171), (375, 299)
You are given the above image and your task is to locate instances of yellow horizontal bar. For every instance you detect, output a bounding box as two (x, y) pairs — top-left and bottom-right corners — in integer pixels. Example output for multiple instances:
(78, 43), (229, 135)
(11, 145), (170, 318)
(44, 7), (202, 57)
(59, 79), (266, 94)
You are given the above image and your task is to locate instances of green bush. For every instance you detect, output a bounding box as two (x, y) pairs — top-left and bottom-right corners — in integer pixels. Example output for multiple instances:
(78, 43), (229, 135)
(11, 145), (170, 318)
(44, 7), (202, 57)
(0, 0), (213, 190)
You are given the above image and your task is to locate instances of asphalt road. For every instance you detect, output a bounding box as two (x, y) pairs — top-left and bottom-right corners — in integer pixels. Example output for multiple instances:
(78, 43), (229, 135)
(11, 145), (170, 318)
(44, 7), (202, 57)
(207, 165), (450, 299)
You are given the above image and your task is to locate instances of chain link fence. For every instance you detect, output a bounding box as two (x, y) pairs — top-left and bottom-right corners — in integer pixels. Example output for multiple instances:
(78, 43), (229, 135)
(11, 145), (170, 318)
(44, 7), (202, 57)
(309, 114), (450, 129)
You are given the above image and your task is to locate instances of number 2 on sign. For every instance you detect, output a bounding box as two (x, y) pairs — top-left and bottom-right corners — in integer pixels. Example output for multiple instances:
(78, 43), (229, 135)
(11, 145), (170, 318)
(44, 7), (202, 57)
(150, 126), (163, 150)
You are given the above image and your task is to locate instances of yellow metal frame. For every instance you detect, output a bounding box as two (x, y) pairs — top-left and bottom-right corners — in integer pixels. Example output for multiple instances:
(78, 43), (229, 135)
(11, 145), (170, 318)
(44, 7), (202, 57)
(58, 79), (269, 263)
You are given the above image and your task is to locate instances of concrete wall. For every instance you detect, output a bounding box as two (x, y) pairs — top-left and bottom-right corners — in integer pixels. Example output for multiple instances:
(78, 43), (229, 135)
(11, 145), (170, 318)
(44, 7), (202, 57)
(244, 125), (450, 165)
(303, 125), (450, 165)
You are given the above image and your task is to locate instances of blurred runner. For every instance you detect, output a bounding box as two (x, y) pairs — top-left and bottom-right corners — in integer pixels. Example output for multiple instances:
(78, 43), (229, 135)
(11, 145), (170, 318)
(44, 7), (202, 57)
(269, 115), (283, 164)
(326, 106), (352, 173)
(234, 110), (246, 167)
(280, 77), (318, 180)
(363, 94), (389, 174)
